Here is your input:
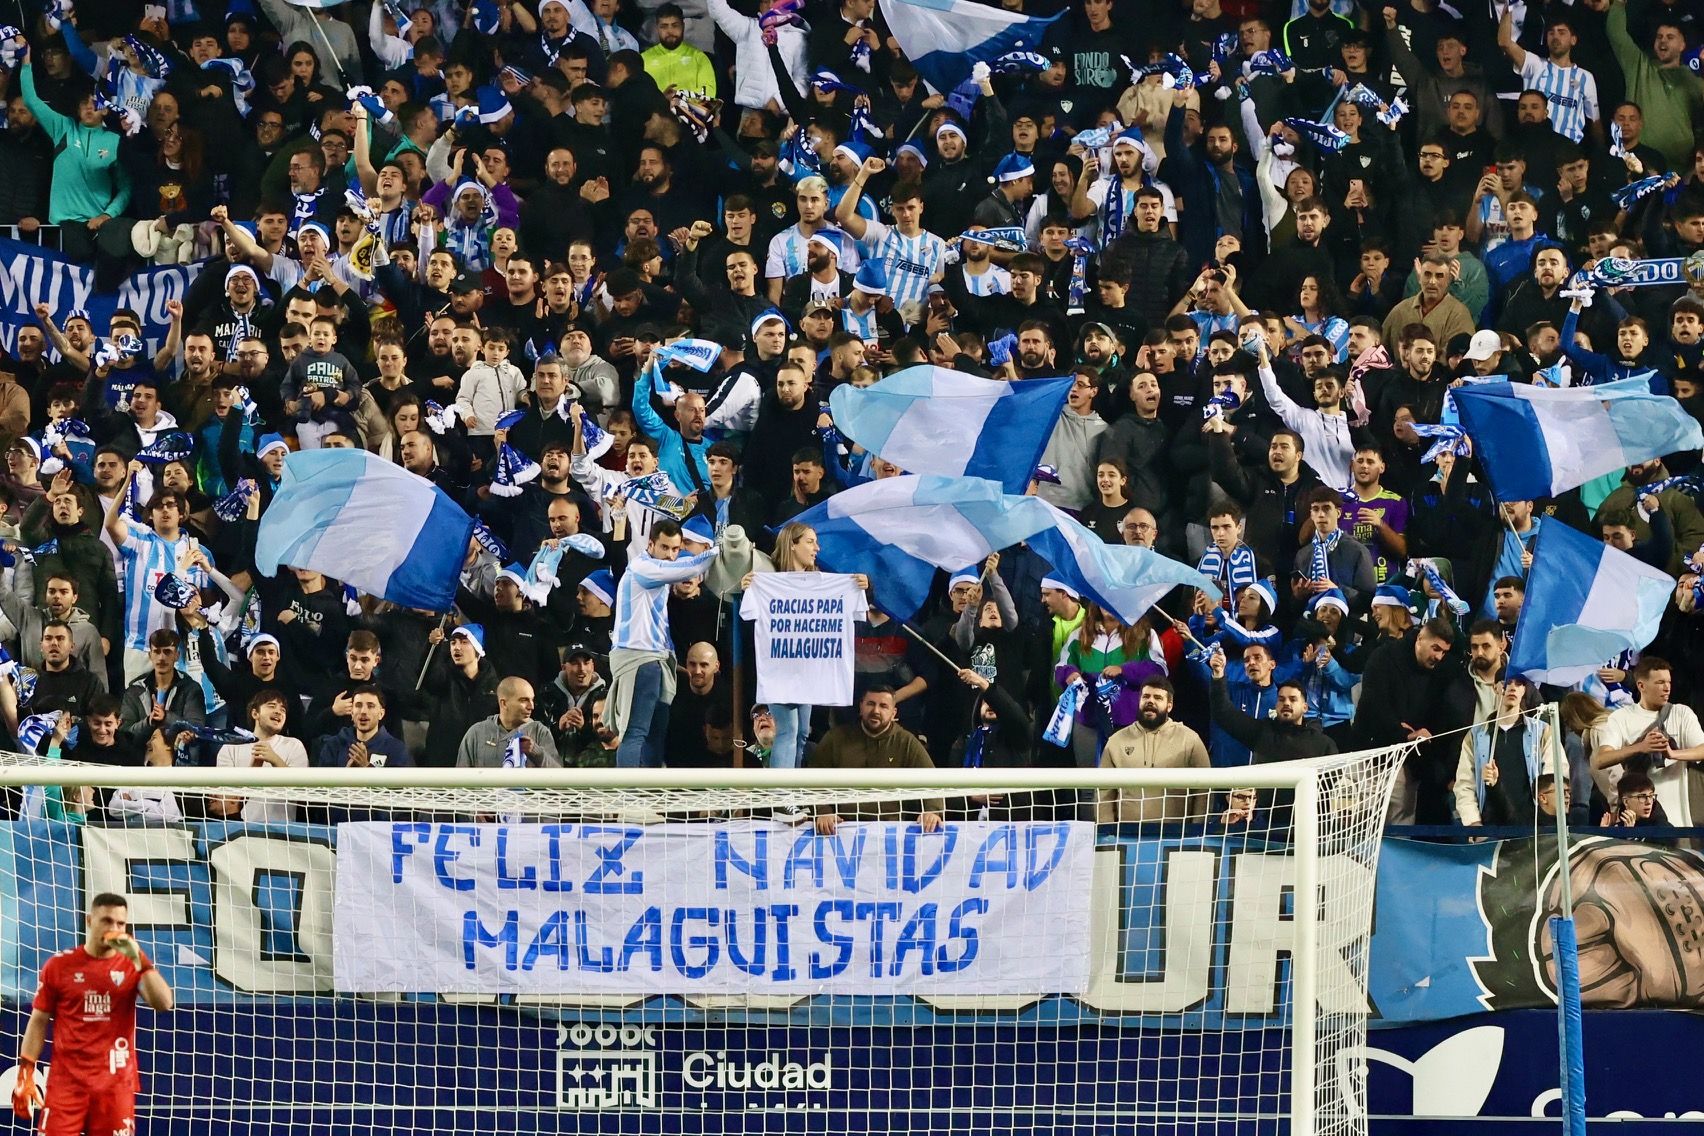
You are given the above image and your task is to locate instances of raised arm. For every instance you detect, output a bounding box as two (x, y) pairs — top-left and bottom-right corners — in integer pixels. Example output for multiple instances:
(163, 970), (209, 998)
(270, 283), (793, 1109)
(211, 205), (274, 272)
(1496, 8), (1528, 68)
(19, 61), (70, 145)
(152, 299), (183, 374)
(32, 303), (89, 370)
(629, 360), (671, 439)
(352, 103), (380, 193)
(1254, 341), (1307, 427)
(630, 546), (720, 588)
(834, 156), (883, 240)
(106, 460), (139, 547)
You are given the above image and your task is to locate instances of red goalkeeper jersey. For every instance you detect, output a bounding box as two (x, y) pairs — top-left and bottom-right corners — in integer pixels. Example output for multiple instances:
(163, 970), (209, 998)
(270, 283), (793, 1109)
(32, 945), (152, 1094)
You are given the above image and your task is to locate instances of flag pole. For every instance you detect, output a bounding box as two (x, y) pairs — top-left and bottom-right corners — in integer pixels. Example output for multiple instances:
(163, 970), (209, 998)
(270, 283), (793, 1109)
(727, 592), (746, 767)
(895, 619), (961, 672)
(415, 614), (449, 690)
(305, 9), (349, 87)
(1164, 613), (1214, 655)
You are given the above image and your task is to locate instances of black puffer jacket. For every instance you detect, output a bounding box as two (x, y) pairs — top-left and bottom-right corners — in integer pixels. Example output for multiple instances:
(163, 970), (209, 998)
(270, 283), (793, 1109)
(1101, 228), (1192, 326)
(420, 657), (499, 768)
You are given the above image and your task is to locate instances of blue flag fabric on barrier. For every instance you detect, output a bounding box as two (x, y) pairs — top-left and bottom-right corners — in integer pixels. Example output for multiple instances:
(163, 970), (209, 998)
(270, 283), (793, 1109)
(0, 238), (197, 362)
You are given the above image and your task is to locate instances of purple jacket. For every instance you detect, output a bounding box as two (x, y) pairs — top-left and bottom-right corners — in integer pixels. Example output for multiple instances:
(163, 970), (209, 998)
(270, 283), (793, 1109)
(1054, 656), (1168, 731)
(422, 179), (521, 231)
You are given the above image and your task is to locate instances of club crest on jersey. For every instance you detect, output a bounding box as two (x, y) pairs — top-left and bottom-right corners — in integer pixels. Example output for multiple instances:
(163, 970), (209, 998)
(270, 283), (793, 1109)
(110, 971), (123, 985)
(73, 972), (84, 983)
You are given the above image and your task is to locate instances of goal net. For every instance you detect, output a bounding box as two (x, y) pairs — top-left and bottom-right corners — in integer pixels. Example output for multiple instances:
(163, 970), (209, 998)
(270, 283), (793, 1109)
(0, 748), (1403, 1135)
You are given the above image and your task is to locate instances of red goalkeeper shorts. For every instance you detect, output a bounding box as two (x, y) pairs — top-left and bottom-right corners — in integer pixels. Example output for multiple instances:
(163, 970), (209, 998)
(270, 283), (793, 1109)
(40, 1085), (134, 1136)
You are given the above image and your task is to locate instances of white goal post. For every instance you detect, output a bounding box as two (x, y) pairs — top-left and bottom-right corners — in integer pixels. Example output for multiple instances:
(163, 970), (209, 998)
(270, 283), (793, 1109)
(0, 749), (1403, 1135)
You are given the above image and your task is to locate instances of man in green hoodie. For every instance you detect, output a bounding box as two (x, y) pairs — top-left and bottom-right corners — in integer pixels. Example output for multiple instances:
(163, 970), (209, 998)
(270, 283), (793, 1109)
(1608, 0), (1704, 168)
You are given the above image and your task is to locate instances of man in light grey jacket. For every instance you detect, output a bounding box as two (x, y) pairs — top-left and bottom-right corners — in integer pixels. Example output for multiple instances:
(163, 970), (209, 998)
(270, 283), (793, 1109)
(1036, 369), (1108, 512)
(456, 676), (562, 768)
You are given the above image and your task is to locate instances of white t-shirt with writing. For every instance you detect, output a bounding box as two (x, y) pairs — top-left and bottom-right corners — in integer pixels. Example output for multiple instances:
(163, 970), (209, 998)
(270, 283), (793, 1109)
(740, 572), (869, 708)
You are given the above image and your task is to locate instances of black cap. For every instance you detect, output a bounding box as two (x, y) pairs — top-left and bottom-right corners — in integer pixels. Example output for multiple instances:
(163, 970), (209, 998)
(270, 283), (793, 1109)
(566, 643), (600, 660)
(633, 323), (662, 341)
(450, 271), (483, 293)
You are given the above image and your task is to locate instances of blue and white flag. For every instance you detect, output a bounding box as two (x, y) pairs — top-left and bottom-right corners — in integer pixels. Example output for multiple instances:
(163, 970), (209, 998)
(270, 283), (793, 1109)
(827, 366), (1071, 495)
(169, 723), (258, 747)
(1509, 520), (1675, 687)
(581, 411), (613, 461)
(961, 226), (1027, 252)
(1611, 175), (1671, 211)
(797, 475), (1217, 622)
(489, 443), (541, 497)
(212, 480), (255, 522)
(255, 450), (474, 612)
(880, 0), (1062, 94)
(1452, 377), (1704, 500)
(0, 538), (58, 568)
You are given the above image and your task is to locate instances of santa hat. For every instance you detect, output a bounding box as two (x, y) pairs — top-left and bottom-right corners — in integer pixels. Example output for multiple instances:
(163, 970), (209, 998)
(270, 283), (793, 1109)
(450, 623), (486, 656)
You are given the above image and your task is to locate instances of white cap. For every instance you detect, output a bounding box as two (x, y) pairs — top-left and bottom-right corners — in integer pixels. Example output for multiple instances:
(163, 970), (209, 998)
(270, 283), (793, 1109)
(1464, 329), (1502, 361)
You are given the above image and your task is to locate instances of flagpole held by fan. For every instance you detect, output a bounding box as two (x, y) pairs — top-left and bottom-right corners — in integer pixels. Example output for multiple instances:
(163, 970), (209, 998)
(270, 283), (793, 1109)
(415, 614), (450, 690)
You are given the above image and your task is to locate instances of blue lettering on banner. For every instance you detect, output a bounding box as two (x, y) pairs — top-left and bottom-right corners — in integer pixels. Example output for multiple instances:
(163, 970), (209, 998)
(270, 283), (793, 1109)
(10, 822), (1704, 1132)
(0, 821), (1392, 1019)
(334, 821), (1098, 996)
(0, 238), (197, 364)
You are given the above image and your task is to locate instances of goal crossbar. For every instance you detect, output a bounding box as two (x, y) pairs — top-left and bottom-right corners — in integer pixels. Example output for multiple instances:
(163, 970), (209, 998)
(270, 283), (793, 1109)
(0, 754), (1349, 791)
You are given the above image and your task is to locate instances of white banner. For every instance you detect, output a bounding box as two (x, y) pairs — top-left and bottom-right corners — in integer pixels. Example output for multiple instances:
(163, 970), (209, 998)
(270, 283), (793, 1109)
(332, 821), (1094, 995)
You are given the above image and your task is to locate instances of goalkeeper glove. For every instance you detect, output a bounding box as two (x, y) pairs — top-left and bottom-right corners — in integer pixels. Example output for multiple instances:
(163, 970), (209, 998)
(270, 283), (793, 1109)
(105, 932), (142, 968)
(11, 1056), (41, 1119)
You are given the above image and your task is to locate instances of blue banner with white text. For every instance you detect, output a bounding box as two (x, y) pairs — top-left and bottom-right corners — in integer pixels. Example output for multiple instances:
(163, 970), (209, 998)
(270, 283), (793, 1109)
(0, 237), (199, 360)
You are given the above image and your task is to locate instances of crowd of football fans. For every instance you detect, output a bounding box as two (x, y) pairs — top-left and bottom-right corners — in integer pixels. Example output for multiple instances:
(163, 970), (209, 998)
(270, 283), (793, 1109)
(0, 0), (1698, 832)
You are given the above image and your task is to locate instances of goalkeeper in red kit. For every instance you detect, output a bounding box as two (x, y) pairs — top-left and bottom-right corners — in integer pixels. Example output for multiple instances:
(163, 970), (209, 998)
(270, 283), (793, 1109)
(13, 893), (174, 1135)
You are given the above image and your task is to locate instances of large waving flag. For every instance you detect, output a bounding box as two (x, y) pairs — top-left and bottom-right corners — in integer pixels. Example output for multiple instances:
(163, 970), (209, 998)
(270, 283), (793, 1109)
(255, 450), (474, 612)
(1452, 378), (1704, 501)
(827, 366), (1071, 494)
(881, 0), (1063, 94)
(1508, 519), (1675, 686)
(796, 475), (1217, 621)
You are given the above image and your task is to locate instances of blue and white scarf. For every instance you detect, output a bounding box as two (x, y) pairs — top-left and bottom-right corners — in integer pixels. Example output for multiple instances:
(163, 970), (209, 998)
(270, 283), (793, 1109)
(1196, 544), (1258, 603)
